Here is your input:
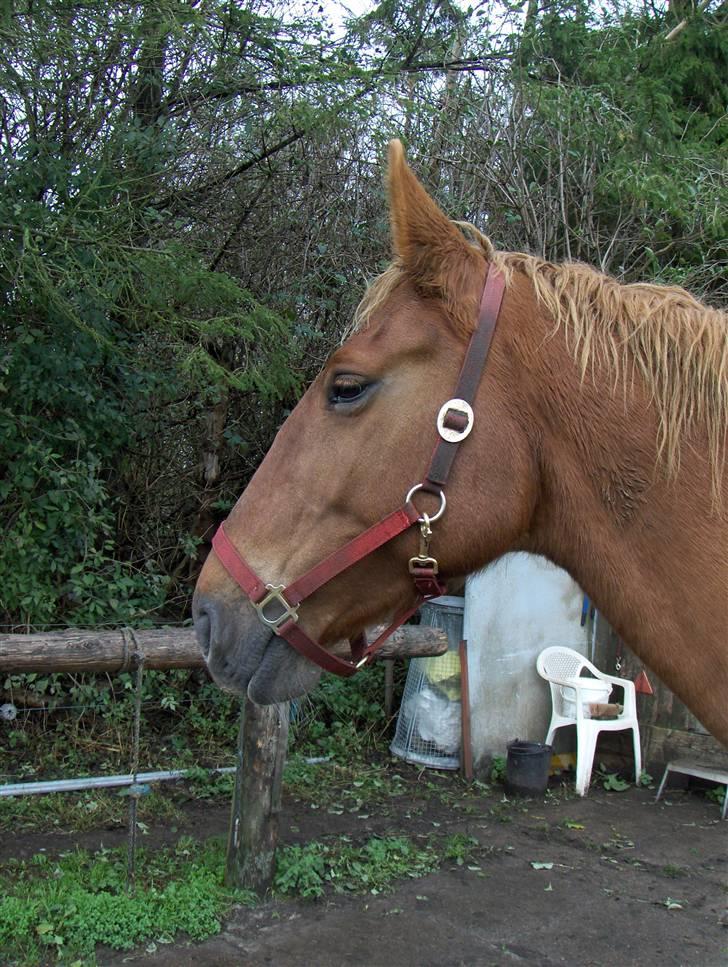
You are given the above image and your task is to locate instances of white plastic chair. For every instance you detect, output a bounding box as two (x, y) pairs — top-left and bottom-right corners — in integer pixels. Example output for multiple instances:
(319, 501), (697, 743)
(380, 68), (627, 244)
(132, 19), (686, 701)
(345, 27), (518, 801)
(537, 646), (641, 796)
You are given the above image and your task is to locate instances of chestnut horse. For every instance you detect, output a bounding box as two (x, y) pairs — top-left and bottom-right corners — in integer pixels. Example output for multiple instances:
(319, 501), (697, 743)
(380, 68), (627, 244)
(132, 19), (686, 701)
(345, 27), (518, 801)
(194, 141), (728, 746)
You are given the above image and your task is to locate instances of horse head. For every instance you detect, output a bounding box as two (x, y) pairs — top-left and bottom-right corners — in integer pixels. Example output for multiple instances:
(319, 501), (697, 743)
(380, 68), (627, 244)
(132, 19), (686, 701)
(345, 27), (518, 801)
(193, 141), (539, 702)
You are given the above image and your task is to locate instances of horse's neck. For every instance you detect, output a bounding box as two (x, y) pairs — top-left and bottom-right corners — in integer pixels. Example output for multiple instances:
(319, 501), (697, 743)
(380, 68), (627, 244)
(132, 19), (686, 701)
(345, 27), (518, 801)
(525, 324), (728, 745)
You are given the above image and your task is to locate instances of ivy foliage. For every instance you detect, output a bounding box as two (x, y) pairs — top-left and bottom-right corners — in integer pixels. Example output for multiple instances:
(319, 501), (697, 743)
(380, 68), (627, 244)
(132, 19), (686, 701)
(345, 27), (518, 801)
(0, 11), (298, 626)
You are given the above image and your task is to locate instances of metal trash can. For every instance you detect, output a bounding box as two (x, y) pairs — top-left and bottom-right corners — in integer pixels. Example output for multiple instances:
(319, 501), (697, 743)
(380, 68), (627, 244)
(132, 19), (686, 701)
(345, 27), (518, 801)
(390, 596), (464, 770)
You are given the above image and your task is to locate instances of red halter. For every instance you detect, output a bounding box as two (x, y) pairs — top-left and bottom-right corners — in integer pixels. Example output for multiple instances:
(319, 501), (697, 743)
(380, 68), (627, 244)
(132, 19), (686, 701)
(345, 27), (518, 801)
(211, 267), (506, 677)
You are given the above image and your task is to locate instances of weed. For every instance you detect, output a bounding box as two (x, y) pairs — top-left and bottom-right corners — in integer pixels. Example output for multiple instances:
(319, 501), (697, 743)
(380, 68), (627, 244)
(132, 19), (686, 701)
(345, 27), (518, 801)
(443, 833), (480, 866)
(595, 764), (630, 792)
(490, 756), (506, 784)
(273, 843), (327, 897)
(274, 835), (439, 899)
(0, 787), (180, 835)
(283, 756), (409, 811)
(489, 801), (514, 823)
(0, 837), (255, 964)
(182, 766), (235, 801)
(0, 665), (402, 837)
(290, 664), (406, 760)
(705, 785), (727, 807)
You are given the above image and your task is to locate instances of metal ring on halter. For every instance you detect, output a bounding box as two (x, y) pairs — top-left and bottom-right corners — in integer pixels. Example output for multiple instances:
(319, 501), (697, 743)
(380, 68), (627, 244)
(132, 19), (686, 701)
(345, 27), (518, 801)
(405, 483), (446, 523)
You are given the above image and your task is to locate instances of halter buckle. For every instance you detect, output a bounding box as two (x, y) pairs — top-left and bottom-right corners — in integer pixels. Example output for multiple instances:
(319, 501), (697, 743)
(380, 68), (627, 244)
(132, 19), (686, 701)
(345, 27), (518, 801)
(254, 584), (299, 631)
(437, 398), (474, 443)
(409, 555), (439, 575)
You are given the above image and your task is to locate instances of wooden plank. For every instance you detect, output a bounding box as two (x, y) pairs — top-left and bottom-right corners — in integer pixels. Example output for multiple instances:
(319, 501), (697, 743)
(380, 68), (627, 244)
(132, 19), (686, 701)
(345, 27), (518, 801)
(384, 659), (395, 719)
(225, 699), (289, 892)
(644, 725), (728, 770)
(371, 627), (448, 660)
(0, 624), (448, 674)
(459, 640), (473, 782)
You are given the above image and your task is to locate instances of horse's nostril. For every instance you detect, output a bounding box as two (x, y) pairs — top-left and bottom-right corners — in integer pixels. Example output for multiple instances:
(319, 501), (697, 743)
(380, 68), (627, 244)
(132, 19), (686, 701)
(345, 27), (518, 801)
(193, 599), (213, 659)
(196, 613), (211, 658)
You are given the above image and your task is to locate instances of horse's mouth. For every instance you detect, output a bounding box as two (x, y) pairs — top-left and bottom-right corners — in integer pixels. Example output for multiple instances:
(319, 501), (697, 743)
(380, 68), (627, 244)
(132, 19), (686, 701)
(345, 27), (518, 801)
(247, 634), (322, 702)
(193, 591), (322, 704)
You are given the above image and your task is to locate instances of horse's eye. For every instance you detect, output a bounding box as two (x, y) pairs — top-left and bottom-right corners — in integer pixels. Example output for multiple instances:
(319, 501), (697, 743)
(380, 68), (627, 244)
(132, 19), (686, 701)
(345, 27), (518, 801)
(328, 376), (370, 406)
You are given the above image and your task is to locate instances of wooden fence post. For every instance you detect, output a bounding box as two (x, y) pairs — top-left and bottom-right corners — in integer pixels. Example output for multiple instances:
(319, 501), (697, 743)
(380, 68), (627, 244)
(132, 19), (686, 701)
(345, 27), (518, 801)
(225, 698), (289, 892)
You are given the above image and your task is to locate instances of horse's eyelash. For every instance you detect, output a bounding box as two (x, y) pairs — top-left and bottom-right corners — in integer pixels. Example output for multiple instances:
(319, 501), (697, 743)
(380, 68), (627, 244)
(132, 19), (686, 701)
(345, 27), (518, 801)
(334, 375), (365, 385)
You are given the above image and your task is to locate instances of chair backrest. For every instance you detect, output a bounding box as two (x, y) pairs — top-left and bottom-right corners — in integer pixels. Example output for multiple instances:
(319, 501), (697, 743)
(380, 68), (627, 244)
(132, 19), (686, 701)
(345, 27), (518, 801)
(537, 646), (590, 683)
(537, 646), (614, 720)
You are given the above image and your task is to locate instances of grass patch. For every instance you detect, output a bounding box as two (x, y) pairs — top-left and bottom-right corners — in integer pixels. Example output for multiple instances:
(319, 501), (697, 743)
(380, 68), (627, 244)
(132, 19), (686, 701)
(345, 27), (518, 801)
(274, 834), (440, 898)
(283, 754), (410, 811)
(0, 836), (254, 965)
(0, 828), (477, 962)
(0, 786), (181, 835)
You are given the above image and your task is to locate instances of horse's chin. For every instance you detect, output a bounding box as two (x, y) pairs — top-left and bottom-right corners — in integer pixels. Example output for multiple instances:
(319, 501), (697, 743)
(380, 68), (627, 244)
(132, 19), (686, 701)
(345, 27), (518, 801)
(247, 635), (322, 703)
(205, 627), (321, 704)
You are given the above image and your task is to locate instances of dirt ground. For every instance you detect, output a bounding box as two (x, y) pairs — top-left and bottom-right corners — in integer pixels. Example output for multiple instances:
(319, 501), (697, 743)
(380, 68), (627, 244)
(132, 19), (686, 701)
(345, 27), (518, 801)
(7, 768), (726, 967)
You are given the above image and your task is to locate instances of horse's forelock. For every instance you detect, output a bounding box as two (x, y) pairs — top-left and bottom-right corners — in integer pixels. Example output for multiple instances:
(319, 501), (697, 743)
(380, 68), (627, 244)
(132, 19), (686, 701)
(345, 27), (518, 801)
(347, 224), (505, 342)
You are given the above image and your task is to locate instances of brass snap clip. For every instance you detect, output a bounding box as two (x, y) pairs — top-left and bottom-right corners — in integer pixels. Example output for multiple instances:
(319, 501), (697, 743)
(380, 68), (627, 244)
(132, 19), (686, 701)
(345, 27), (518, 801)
(408, 513), (439, 575)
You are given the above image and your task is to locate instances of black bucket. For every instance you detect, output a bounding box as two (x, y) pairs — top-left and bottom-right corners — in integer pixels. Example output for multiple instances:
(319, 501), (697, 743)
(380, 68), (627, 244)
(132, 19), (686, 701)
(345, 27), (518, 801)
(505, 740), (553, 796)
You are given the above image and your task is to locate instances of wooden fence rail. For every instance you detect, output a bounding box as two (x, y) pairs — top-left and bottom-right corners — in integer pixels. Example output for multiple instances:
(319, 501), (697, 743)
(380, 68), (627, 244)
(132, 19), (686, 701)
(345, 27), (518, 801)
(0, 624), (448, 674)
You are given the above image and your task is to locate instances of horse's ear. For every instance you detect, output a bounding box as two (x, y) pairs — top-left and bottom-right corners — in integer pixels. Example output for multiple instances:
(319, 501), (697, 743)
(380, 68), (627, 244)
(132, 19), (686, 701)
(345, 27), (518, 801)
(387, 140), (486, 332)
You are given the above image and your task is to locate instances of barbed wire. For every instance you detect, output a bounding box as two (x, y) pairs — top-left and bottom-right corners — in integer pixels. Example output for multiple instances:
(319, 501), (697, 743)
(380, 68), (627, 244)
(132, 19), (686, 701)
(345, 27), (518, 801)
(2, 697), (215, 715)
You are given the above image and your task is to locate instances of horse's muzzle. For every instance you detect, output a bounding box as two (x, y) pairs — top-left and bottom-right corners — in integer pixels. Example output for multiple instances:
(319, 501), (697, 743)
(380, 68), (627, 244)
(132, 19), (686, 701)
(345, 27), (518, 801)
(192, 590), (321, 702)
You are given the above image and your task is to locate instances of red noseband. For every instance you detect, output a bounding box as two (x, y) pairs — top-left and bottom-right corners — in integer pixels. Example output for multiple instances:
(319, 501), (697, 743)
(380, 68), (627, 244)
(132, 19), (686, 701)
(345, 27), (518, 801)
(211, 267), (506, 676)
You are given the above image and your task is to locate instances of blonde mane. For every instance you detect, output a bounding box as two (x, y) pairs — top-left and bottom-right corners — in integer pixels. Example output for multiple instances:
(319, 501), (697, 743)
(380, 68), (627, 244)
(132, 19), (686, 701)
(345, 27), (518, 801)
(351, 225), (728, 504)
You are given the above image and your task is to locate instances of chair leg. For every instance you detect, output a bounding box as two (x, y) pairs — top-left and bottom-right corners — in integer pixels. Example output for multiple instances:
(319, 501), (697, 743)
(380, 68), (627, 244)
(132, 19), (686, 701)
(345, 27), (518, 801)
(632, 726), (642, 784)
(545, 721), (559, 747)
(575, 725), (598, 796)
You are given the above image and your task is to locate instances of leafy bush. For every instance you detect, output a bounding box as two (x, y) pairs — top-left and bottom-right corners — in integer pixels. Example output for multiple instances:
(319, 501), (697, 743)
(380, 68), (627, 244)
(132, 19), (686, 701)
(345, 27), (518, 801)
(291, 662), (406, 758)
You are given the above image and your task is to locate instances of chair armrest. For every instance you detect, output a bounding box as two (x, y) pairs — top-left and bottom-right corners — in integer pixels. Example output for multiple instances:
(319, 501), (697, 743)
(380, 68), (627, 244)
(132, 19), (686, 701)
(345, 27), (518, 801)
(597, 675), (637, 716)
(597, 673), (632, 688)
(620, 677), (637, 716)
